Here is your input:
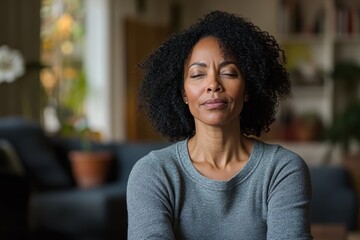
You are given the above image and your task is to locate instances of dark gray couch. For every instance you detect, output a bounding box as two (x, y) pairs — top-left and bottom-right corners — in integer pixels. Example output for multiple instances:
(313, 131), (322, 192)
(0, 117), (169, 240)
(0, 117), (358, 240)
(310, 166), (358, 230)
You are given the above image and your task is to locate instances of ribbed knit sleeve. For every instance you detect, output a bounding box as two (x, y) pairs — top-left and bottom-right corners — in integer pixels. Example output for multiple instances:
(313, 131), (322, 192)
(127, 151), (176, 240)
(265, 148), (313, 239)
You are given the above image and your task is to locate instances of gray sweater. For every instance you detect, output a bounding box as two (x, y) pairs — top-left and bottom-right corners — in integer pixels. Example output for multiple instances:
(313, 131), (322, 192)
(127, 139), (312, 240)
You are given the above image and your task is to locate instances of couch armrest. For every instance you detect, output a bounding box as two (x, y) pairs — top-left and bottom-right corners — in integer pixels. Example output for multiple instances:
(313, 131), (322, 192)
(0, 117), (73, 189)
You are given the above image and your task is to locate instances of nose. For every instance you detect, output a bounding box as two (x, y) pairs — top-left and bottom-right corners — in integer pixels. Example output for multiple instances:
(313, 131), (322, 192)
(207, 74), (223, 93)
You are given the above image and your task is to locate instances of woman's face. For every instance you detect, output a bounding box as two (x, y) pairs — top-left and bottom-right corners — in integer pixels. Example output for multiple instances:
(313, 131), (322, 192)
(183, 36), (248, 128)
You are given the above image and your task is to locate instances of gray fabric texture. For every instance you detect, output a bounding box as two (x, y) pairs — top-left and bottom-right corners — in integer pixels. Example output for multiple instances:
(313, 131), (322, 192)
(127, 139), (312, 240)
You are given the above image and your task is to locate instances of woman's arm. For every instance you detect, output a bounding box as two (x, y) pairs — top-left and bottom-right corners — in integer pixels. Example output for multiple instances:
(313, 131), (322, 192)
(127, 158), (176, 240)
(266, 153), (313, 240)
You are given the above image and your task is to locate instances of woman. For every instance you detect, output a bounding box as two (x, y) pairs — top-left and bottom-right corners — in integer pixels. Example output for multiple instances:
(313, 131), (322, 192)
(127, 11), (312, 239)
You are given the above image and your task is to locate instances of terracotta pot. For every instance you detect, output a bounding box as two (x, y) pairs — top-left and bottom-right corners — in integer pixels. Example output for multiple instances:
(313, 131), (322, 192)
(69, 151), (112, 189)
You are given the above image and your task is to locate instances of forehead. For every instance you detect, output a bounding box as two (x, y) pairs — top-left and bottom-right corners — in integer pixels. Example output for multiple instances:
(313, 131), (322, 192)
(185, 36), (237, 67)
(189, 36), (222, 59)
(194, 36), (222, 50)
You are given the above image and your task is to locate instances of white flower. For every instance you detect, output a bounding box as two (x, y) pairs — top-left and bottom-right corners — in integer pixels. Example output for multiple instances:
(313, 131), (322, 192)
(0, 45), (25, 83)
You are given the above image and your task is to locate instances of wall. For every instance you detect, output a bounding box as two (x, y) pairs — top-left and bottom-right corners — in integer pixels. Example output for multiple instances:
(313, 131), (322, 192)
(182, 0), (278, 35)
(0, 0), (42, 122)
(108, 0), (172, 141)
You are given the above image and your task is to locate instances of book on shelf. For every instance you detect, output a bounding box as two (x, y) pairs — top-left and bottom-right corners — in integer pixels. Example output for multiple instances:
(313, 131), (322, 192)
(335, 6), (360, 37)
(278, 0), (325, 36)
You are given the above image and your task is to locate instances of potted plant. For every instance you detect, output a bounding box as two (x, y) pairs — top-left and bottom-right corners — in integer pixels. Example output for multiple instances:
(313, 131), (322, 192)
(331, 60), (360, 111)
(326, 60), (360, 154)
(65, 118), (113, 189)
(326, 102), (360, 154)
(56, 70), (113, 189)
(325, 61), (360, 210)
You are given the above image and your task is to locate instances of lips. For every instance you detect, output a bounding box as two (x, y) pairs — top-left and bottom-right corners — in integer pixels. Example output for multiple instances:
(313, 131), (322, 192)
(202, 98), (228, 109)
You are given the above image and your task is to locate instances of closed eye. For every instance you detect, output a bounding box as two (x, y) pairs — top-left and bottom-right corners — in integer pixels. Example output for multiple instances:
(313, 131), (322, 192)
(190, 74), (205, 78)
(221, 72), (238, 77)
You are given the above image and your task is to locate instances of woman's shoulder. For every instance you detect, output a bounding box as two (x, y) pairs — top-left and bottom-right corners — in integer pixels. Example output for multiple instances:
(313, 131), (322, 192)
(255, 139), (308, 169)
(128, 141), (186, 189)
(250, 140), (311, 191)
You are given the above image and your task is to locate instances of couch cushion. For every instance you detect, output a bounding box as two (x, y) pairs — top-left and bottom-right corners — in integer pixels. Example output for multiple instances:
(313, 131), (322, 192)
(310, 166), (358, 230)
(0, 117), (73, 189)
(29, 183), (127, 240)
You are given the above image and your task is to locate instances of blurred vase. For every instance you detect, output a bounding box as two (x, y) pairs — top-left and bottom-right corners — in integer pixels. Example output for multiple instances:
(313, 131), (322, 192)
(43, 104), (60, 134)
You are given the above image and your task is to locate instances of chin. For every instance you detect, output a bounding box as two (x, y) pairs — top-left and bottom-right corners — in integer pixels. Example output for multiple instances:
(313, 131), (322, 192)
(197, 114), (240, 128)
(200, 118), (235, 128)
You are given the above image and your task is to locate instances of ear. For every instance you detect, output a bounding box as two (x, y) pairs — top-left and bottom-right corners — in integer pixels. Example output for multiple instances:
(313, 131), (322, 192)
(182, 90), (188, 104)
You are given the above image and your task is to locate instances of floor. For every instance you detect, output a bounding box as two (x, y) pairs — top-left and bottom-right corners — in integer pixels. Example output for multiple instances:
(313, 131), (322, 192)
(348, 232), (360, 240)
(312, 224), (360, 240)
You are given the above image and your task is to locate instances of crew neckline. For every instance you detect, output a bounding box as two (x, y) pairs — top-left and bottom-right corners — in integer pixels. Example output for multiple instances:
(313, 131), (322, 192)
(177, 138), (263, 191)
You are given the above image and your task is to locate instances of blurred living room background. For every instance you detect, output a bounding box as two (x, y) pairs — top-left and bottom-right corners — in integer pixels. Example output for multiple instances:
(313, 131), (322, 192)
(1, 0), (360, 239)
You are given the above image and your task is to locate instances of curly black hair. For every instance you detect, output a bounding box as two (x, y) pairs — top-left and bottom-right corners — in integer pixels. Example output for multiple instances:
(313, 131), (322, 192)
(138, 10), (290, 141)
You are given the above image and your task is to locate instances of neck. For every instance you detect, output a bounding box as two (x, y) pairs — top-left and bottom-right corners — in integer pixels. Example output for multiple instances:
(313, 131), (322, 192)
(188, 120), (252, 168)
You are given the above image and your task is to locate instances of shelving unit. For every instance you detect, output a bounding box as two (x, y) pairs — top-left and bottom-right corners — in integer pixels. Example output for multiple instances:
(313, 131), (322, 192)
(273, 0), (360, 143)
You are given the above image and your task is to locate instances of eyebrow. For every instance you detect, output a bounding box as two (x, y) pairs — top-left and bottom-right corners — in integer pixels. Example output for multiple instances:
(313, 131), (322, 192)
(189, 62), (207, 68)
(189, 61), (237, 69)
(219, 61), (237, 68)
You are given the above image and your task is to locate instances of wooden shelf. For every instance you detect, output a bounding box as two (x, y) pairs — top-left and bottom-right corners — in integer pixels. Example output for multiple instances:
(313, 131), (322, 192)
(280, 34), (326, 44)
(291, 85), (326, 97)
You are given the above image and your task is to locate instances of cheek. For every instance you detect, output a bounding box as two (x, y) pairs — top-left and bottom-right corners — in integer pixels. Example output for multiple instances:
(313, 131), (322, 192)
(183, 83), (202, 102)
(230, 85), (247, 111)
(230, 83), (246, 100)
